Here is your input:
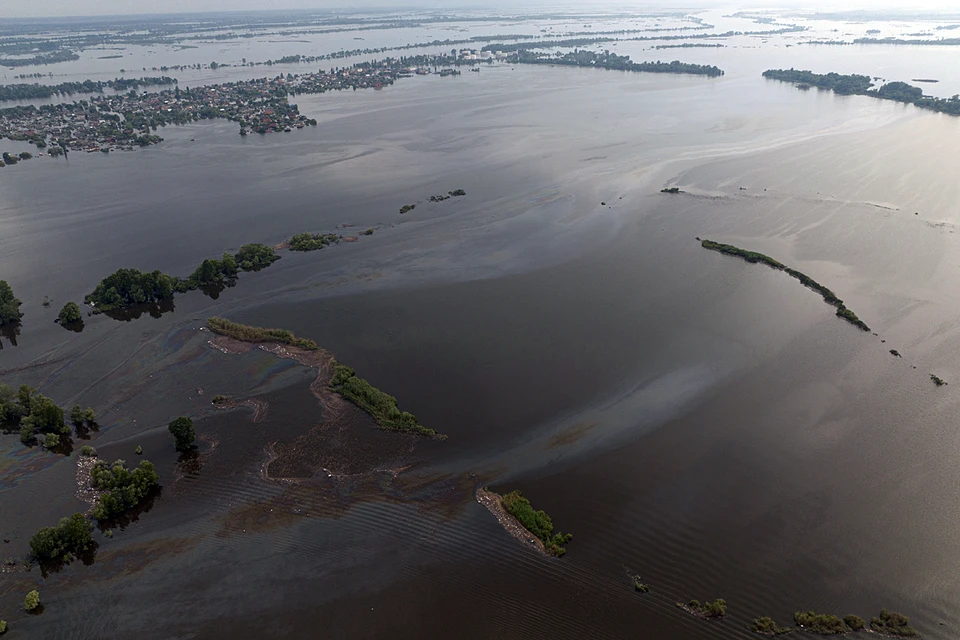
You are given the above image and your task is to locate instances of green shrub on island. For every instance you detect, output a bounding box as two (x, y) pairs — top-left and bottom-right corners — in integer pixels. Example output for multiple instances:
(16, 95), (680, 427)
(207, 317), (318, 350)
(329, 362), (439, 438)
(0, 280), (23, 325)
(930, 374), (947, 387)
(871, 609), (918, 637)
(58, 301), (82, 324)
(24, 590), (40, 612)
(0, 619), (6, 634)
(43, 433), (60, 449)
(399, 204), (416, 214)
(79, 445), (97, 457)
(70, 405), (96, 429)
(448, 189), (466, 196)
(793, 611), (853, 634)
(701, 240), (870, 332)
(90, 458), (160, 522)
(500, 490), (572, 556)
(29, 513), (93, 561)
(633, 577), (650, 593)
(751, 616), (793, 634)
(167, 416), (196, 451)
(234, 243), (280, 271)
(844, 615), (865, 631)
(683, 599), (727, 618)
(180, 252), (239, 289)
(289, 232), (339, 252)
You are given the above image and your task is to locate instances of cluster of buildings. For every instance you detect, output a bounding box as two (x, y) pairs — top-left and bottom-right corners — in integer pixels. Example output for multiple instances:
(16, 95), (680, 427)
(0, 56), (467, 155)
(457, 49), (510, 61)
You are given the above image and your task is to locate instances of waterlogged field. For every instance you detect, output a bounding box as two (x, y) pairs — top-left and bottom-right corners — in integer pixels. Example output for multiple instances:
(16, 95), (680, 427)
(1, 6), (960, 639)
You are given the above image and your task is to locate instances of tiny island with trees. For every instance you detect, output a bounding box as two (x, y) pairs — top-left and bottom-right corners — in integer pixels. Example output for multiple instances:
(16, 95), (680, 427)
(0, 280), (23, 326)
(700, 239), (870, 332)
(499, 489), (573, 556)
(749, 609), (917, 636)
(763, 68), (960, 117)
(0, 383), (97, 453)
(512, 49), (724, 77)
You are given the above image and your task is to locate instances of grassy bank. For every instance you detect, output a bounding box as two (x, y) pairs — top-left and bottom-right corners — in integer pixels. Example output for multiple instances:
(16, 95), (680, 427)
(206, 317), (318, 350)
(700, 240), (870, 332)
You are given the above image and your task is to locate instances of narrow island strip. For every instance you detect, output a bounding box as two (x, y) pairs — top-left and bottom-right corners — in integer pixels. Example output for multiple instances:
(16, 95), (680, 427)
(699, 240), (870, 332)
(205, 317), (442, 439)
(476, 487), (572, 557)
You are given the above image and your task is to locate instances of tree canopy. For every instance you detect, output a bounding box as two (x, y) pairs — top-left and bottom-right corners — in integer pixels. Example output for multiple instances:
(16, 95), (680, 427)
(29, 513), (94, 561)
(168, 416), (196, 451)
(0, 280), (23, 326)
(58, 301), (82, 324)
(90, 458), (160, 521)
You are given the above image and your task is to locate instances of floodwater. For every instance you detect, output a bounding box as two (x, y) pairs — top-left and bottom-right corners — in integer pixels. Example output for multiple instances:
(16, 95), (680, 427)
(3, 7), (960, 639)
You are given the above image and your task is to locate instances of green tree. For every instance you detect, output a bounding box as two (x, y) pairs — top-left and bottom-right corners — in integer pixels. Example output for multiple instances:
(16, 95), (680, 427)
(84, 407), (96, 426)
(90, 459), (160, 521)
(43, 433), (60, 449)
(0, 619), (7, 634)
(23, 590), (40, 611)
(70, 405), (84, 427)
(58, 301), (82, 324)
(29, 513), (93, 560)
(0, 280), (23, 326)
(168, 416), (196, 451)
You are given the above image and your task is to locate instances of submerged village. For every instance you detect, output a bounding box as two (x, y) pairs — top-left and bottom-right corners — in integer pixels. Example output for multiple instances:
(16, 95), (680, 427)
(0, 52), (507, 158)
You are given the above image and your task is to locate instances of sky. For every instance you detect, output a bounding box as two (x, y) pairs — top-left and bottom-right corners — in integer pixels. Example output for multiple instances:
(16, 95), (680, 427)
(0, 0), (957, 19)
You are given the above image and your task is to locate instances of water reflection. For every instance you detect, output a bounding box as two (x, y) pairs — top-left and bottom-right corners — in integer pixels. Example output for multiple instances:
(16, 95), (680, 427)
(0, 322), (20, 347)
(94, 487), (162, 533)
(38, 542), (99, 578)
(102, 298), (175, 321)
(59, 319), (85, 333)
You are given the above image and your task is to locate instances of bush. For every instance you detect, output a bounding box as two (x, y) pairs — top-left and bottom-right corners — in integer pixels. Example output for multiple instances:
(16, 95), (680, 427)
(500, 490), (572, 556)
(79, 445), (97, 457)
(870, 609), (917, 637)
(168, 416), (196, 451)
(843, 615), (865, 631)
(794, 611), (848, 634)
(43, 433), (60, 449)
(90, 459), (160, 521)
(633, 577), (650, 593)
(683, 599), (726, 618)
(234, 243), (280, 271)
(751, 617), (792, 634)
(29, 513), (93, 561)
(289, 232), (338, 252)
(23, 590), (40, 611)
(0, 619), (7, 634)
(58, 301), (82, 324)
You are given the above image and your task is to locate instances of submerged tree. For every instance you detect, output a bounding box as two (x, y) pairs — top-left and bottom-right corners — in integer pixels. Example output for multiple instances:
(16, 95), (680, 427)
(168, 416), (196, 451)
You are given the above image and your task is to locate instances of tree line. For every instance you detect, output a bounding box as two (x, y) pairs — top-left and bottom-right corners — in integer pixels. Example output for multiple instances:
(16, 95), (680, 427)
(763, 68), (960, 117)
(516, 49), (724, 77)
(0, 77), (177, 103)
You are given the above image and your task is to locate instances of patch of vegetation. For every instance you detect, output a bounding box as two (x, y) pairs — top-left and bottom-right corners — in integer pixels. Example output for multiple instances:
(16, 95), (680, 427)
(134, 445), (142, 455)
(0, 619), (6, 634)
(844, 615), (865, 631)
(289, 232), (339, 251)
(329, 362), (440, 438)
(179, 252), (239, 289)
(69, 405), (96, 430)
(90, 458), (160, 522)
(399, 204), (416, 214)
(0, 280), (23, 326)
(212, 395), (230, 405)
(429, 194), (451, 202)
(448, 189), (466, 196)
(85, 268), (177, 311)
(24, 590), (40, 612)
(500, 490), (572, 556)
(234, 243), (281, 271)
(58, 301), (82, 324)
(661, 187), (683, 194)
(515, 49), (724, 76)
(1, 384), (75, 450)
(870, 609), (918, 637)
(363, 228), (375, 236)
(701, 240), (871, 332)
(29, 513), (94, 561)
(890, 349), (901, 358)
(207, 316), (318, 350)
(167, 416), (196, 451)
(682, 599), (727, 618)
(79, 445), (97, 457)
(751, 617), (793, 634)
(930, 374), (947, 386)
(633, 576), (650, 593)
(793, 611), (855, 634)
